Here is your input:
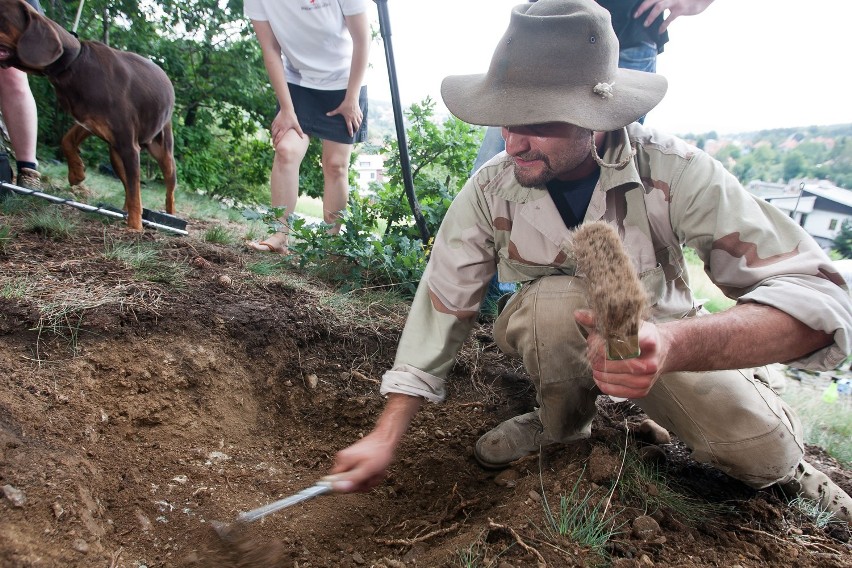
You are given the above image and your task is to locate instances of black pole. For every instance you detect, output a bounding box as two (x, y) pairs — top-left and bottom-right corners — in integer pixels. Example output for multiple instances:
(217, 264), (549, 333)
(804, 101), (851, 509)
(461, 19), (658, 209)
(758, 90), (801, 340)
(373, 0), (430, 244)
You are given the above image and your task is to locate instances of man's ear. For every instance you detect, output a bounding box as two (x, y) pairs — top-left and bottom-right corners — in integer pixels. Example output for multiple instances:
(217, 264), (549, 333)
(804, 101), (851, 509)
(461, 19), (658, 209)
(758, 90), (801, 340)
(17, 12), (62, 68)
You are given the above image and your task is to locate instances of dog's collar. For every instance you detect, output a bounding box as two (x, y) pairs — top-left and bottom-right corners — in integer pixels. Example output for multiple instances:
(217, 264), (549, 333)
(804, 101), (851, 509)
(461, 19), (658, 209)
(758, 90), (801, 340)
(43, 43), (84, 77)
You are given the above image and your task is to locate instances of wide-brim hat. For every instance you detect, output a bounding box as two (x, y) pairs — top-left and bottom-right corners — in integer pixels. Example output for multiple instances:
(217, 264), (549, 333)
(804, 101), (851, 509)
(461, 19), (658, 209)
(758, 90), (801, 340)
(441, 0), (668, 132)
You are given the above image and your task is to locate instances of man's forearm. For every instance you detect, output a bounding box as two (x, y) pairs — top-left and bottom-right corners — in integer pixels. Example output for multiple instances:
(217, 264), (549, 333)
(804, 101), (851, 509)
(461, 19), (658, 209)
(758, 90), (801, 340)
(373, 393), (423, 445)
(659, 303), (834, 373)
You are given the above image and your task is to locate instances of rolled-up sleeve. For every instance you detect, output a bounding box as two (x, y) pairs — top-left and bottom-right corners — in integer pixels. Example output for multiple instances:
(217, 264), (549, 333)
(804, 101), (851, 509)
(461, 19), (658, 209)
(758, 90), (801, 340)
(380, 180), (497, 401)
(671, 152), (852, 370)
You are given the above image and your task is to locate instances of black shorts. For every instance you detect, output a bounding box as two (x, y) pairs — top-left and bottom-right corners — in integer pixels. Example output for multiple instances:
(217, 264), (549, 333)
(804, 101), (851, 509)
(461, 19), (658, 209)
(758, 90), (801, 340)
(288, 83), (368, 145)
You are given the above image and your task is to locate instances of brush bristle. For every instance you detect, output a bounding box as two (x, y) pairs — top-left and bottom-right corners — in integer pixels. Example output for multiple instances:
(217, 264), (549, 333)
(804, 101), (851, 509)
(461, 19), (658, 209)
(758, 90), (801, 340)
(572, 221), (648, 358)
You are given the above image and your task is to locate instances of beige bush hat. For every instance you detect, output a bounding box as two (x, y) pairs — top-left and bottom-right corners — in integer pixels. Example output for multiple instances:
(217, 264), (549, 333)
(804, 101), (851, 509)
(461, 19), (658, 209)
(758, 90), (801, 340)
(440, 0), (668, 131)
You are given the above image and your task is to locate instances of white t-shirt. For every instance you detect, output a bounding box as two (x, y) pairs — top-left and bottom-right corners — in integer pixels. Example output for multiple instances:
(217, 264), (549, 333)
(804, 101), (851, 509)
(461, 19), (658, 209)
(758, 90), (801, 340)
(244, 0), (368, 90)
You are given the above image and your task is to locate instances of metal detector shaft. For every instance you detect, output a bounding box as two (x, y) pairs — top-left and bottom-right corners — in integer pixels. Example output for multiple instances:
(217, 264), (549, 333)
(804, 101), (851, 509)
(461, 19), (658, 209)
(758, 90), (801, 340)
(237, 481), (333, 523)
(1, 181), (188, 235)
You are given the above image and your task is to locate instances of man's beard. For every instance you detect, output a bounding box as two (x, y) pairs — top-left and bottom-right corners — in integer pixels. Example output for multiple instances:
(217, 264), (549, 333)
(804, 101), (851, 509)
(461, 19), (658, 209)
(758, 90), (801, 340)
(512, 152), (555, 188)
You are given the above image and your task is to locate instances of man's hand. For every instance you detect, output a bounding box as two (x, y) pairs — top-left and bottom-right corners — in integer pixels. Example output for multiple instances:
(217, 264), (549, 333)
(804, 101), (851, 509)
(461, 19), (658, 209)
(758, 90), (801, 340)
(326, 96), (363, 138)
(326, 393), (422, 493)
(574, 309), (668, 399)
(633, 0), (715, 34)
(271, 107), (304, 147)
(327, 430), (396, 492)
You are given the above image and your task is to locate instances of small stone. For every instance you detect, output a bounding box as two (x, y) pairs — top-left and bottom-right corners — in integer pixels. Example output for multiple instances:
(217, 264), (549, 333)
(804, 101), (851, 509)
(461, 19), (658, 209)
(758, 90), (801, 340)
(638, 419), (671, 445)
(217, 274), (232, 287)
(72, 539), (89, 553)
(352, 551), (365, 564)
(528, 490), (541, 502)
(494, 469), (520, 487)
(631, 515), (661, 541)
(306, 374), (319, 389)
(52, 502), (64, 519)
(2, 485), (26, 507)
(639, 553), (654, 565)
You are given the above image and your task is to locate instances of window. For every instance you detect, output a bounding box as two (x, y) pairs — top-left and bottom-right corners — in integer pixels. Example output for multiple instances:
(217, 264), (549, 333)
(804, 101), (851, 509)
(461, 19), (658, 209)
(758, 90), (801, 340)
(829, 219), (838, 230)
(359, 161), (370, 167)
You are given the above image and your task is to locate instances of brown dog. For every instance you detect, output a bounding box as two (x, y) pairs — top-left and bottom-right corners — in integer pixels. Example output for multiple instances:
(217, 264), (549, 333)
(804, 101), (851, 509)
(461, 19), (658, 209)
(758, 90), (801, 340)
(0, 0), (176, 230)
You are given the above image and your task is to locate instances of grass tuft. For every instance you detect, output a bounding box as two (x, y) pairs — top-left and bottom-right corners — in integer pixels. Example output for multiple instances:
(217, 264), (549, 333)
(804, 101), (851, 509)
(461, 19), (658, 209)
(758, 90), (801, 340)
(24, 207), (78, 239)
(103, 236), (188, 287)
(538, 468), (624, 556)
(788, 496), (846, 529)
(203, 224), (236, 245)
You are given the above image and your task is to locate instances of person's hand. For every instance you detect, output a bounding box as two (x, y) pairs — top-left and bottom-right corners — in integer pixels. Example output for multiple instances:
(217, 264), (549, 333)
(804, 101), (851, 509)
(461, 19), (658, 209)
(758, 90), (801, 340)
(633, 0), (714, 34)
(574, 309), (668, 399)
(271, 107), (304, 146)
(326, 96), (363, 138)
(326, 430), (396, 493)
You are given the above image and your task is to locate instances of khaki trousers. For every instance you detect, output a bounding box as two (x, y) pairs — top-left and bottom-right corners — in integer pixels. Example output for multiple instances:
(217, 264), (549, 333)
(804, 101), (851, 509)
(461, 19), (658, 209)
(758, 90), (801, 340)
(493, 275), (804, 489)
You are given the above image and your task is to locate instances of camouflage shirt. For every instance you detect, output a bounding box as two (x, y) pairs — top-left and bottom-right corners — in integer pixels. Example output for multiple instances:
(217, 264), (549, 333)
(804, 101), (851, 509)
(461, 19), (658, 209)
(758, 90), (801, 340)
(381, 124), (852, 402)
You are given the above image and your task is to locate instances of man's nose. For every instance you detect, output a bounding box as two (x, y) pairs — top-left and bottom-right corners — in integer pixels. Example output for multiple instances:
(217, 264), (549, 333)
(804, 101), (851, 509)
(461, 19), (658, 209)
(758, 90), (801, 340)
(502, 127), (529, 155)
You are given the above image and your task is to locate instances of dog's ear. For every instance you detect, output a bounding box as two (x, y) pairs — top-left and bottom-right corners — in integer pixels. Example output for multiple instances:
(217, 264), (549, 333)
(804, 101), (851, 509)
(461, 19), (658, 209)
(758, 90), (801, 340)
(18, 12), (63, 68)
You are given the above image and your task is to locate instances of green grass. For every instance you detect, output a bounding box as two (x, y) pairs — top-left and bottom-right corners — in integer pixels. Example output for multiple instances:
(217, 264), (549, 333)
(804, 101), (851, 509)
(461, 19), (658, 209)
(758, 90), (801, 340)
(0, 275), (34, 299)
(683, 247), (735, 313)
(538, 468), (624, 558)
(203, 224), (236, 245)
(0, 224), (12, 254)
(781, 381), (852, 467)
(103, 236), (188, 287)
(24, 207), (78, 239)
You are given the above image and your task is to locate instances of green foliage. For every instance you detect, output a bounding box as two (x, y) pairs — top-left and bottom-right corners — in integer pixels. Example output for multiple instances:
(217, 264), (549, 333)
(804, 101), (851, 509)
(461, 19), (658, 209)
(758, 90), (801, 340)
(377, 98), (483, 239)
(243, 98), (480, 299)
(287, 192), (428, 296)
(832, 219), (852, 259)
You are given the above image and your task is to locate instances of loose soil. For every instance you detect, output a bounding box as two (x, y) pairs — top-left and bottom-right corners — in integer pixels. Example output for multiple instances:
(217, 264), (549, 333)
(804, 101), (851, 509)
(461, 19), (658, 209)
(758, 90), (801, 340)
(1, 203), (851, 567)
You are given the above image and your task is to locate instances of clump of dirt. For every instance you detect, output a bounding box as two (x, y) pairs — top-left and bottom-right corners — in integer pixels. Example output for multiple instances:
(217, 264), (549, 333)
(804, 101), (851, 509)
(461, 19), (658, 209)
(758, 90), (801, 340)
(1, 204), (851, 567)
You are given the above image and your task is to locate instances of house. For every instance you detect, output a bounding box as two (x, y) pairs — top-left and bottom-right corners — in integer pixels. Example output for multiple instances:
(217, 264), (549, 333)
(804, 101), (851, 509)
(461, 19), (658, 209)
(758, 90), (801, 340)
(353, 154), (385, 194)
(764, 180), (852, 250)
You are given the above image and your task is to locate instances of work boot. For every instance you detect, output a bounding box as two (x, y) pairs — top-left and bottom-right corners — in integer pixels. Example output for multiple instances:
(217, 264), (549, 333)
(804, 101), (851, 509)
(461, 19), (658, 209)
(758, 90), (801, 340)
(474, 411), (550, 469)
(16, 168), (42, 191)
(779, 460), (852, 524)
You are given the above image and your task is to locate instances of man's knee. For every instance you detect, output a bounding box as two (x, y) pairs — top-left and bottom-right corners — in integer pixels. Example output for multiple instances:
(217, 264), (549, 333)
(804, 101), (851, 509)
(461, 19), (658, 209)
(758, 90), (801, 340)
(494, 276), (589, 352)
(699, 420), (804, 489)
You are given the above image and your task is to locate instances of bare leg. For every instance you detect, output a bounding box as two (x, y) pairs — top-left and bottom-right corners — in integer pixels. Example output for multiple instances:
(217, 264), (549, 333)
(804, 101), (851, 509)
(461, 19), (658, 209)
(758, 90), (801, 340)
(0, 67), (38, 165)
(320, 139), (353, 235)
(247, 130), (310, 253)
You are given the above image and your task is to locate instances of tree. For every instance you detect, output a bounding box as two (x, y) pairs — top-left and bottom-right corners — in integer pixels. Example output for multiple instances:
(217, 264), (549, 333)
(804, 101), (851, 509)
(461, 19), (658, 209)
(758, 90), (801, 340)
(833, 219), (852, 259)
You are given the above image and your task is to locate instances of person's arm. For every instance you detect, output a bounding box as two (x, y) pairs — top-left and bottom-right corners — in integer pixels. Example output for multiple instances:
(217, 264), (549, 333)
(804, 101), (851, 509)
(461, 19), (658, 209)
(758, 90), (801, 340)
(328, 393), (423, 492)
(326, 12), (370, 137)
(250, 19), (305, 142)
(633, 0), (715, 34)
(575, 302), (833, 399)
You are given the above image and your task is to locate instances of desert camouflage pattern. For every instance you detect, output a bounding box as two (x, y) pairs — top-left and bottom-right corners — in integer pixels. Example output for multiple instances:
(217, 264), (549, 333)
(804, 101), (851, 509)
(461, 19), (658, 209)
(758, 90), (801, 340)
(381, 123), (852, 401)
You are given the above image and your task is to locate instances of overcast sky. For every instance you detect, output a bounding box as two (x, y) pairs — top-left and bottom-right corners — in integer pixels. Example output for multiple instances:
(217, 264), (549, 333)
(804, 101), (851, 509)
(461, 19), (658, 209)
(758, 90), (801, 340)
(364, 0), (852, 135)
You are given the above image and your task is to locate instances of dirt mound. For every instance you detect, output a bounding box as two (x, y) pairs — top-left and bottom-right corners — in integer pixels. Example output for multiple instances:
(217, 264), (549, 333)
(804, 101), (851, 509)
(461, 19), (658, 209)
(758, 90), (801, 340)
(1, 207), (850, 567)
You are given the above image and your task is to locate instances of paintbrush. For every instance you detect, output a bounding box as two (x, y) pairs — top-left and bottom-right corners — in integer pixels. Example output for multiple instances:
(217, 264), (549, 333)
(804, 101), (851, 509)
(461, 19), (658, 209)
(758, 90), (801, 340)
(572, 221), (648, 360)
